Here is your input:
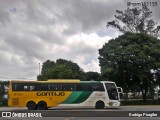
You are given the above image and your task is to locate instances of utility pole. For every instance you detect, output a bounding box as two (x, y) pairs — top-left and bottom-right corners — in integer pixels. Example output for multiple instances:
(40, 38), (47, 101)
(39, 63), (40, 75)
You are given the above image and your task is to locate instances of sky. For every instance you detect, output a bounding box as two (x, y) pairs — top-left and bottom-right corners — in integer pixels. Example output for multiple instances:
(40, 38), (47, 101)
(0, 0), (160, 80)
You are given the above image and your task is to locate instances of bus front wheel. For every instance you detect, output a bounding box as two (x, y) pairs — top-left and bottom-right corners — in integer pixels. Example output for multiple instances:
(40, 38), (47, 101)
(26, 101), (37, 110)
(95, 101), (105, 109)
(38, 101), (47, 110)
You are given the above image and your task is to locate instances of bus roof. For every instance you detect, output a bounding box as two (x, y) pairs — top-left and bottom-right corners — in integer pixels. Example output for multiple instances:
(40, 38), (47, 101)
(48, 79), (80, 83)
(10, 79), (80, 83)
(10, 79), (115, 84)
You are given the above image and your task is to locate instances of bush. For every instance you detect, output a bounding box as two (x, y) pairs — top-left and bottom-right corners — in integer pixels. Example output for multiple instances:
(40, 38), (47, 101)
(0, 99), (8, 107)
(121, 99), (160, 105)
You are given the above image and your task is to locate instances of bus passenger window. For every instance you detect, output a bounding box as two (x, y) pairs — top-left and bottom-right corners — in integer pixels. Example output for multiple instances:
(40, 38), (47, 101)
(24, 86), (29, 91)
(76, 83), (91, 91)
(12, 84), (16, 91)
(63, 84), (75, 91)
(49, 84), (62, 91)
(12, 83), (24, 91)
(30, 86), (35, 91)
(91, 83), (104, 91)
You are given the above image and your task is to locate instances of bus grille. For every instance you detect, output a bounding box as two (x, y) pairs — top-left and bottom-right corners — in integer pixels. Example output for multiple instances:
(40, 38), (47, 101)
(12, 98), (19, 105)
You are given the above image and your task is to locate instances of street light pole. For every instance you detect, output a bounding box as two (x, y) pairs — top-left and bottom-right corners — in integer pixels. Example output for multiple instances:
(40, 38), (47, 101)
(39, 63), (40, 75)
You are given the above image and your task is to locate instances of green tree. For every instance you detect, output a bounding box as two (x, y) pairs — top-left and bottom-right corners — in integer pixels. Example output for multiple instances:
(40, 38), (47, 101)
(107, 5), (160, 38)
(37, 59), (85, 81)
(0, 81), (9, 98)
(84, 71), (100, 81)
(0, 84), (5, 98)
(99, 32), (160, 102)
(37, 60), (55, 80)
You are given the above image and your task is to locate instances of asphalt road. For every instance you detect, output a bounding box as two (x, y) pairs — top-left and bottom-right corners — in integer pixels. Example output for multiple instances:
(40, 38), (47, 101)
(0, 106), (160, 120)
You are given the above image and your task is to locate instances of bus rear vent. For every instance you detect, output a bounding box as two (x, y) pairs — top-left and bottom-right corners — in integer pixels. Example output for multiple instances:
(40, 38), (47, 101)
(12, 98), (19, 105)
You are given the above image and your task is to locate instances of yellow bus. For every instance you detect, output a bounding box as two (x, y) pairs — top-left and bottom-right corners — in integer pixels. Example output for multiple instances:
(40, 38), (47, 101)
(8, 79), (121, 110)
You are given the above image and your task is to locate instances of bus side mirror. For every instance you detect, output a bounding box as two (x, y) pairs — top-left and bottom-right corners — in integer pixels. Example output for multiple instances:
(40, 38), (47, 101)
(117, 87), (123, 99)
(117, 87), (123, 93)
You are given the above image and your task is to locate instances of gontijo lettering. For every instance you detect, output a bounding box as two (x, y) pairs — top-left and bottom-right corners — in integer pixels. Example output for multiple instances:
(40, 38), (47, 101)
(37, 92), (65, 96)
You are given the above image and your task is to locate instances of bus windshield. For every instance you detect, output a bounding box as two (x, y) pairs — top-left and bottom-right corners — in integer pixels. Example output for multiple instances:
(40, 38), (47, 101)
(105, 83), (118, 100)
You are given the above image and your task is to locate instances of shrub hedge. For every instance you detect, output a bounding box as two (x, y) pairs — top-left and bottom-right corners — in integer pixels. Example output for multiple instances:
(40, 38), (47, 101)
(121, 99), (160, 105)
(0, 99), (8, 107)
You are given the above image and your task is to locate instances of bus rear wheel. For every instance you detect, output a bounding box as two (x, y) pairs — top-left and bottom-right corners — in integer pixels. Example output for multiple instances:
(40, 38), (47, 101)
(26, 101), (37, 110)
(38, 101), (47, 110)
(95, 101), (105, 109)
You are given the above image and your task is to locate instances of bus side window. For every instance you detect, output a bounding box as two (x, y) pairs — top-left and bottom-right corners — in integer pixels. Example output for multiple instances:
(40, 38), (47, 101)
(36, 84), (49, 91)
(49, 84), (62, 91)
(12, 83), (24, 91)
(12, 84), (16, 91)
(23, 84), (35, 91)
(76, 83), (91, 91)
(16, 84), (24, 91)
(91, 83), (104, 91)
(30, 86), (35, 91)
(62, 84), (76, 91)
(24, 86), (29, 91)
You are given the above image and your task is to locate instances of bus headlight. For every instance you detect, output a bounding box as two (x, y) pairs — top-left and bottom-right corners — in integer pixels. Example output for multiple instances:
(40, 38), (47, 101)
(108, 102), (113, 106)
